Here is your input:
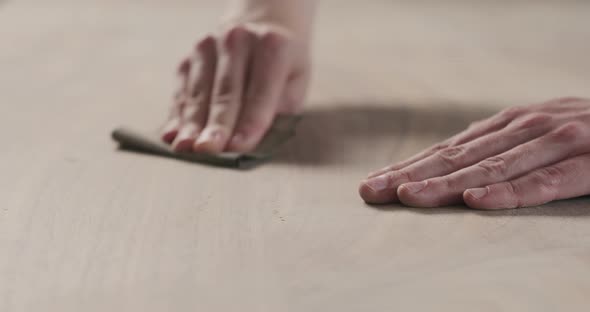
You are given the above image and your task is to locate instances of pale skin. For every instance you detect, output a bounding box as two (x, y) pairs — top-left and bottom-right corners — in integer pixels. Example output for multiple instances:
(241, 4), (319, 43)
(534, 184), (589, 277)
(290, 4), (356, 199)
(161, 0), (315, 153)
(162, 0), (590, 210)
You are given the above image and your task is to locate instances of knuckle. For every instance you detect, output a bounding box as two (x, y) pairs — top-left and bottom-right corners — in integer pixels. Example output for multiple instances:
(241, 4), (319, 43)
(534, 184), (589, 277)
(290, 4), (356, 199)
(213, 94), (234, 108)
(530, 167), (562, 200)
(553, 96), (583, 104)
(237, 116), (272, 134)
(181, 100), (207, 121)
(223, 26), (250, 48)
(394, 170), (413, 185)
(431, 176), (452, 190)
(205, 104), (234, 128)
(381, 170), (413, 188)
(500, 106), (527, 120)
(512, 113), (553, 130)
(431, 143), (450, 153)
(503, 181), (517, 196)
(490, 181), (522, 209)
(550, 122), (586, 142)
(435, 145), (469, 168)
(196, 35), (216, 54)
(230, 25), (249, 35)
(533, 167), (563, 188)
(215, 74), (236, 101)
(477, 156), (509, 179)
(244, 91), (271, 106)
(260, 31), (289, 52)
(502, 181), (522, 207)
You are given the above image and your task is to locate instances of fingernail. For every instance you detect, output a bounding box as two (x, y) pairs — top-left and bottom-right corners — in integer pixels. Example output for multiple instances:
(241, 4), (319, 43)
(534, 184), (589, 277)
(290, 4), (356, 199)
(365, 176), (389, 192)
(466, 188), (488, 200)
(196, 129), (221, 144)
(401, 181), (427, 194)
(230, 132), (247, 146)
(161, 122), (179, 142)
(173, 130), (191, 145)
(173, 134), (194, 151)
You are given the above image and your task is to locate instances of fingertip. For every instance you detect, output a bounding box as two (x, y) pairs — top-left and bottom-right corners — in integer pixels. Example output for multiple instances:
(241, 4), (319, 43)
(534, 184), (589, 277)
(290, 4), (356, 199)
(226, 120), (270, 153)
(358, 178), (398, 204)
(172, 123), (201, 152)
(177, 58), (191, 75)
(463, 187), (503, 210)
(396, 184), (409, 200)
(396, 184), (417, 207)
(226, 132), (257, 153)
(161, 129), (179, 144)
(161, 119), (181, 144)
(193, 140), (224, 154)
(463, 189), (485, 209)
(173, 137), (196, 152)
(358, 180), (379, 203)
(193, 128), (227, 153)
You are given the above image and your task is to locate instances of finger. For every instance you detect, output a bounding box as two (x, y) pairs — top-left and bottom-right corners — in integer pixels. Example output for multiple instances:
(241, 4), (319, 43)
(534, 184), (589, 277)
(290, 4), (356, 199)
(360, 113), (551, 204)
(450, 105), (528, 145)
(161, 115), (182, 144)
(172, 36), (218, 151)
(194, 27), (253, 153)
(464, 153), (590, 209)
(535, 97), (586, 114)
(365, 106), (524, 178)
(365, 142), (452, 179)
(161, 58), (192, 143)
(398, 122), (590, 207)
(279, 67), (310, 114)
(226, 32), (291, 152)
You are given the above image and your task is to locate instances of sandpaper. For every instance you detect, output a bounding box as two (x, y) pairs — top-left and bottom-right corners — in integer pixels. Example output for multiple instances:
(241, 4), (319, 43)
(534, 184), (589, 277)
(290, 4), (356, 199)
(112, 115), (300, 168)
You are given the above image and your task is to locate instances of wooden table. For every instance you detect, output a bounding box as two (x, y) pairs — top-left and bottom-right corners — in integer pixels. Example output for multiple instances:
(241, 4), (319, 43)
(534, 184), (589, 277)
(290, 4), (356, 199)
(1, 1), (589, 310)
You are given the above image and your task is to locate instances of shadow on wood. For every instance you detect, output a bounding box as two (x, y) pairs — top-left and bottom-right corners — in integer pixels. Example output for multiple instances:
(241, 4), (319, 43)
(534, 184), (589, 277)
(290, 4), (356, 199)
(275, 100), (500, 166)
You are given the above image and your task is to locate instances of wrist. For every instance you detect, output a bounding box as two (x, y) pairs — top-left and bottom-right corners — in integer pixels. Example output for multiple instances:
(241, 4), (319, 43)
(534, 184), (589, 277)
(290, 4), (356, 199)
(221, 0), (317, 41)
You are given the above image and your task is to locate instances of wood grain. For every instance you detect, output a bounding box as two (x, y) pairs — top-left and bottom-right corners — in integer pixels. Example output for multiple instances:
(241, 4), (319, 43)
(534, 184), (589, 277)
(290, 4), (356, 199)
(1, 1), (589, 311)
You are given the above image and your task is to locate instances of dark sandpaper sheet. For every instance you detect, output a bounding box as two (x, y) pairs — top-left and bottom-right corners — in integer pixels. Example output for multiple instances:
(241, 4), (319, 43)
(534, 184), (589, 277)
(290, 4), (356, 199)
(112, 115), (300, 168)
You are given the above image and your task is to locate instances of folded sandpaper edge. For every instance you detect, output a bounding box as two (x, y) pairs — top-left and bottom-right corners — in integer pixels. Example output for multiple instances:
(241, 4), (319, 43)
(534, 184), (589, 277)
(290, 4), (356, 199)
(112, 128), (244, 167)
(111, 114), (300, 168)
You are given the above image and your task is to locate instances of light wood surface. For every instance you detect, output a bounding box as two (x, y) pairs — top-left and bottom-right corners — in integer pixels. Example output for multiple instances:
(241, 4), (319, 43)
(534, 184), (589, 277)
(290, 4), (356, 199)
(1, 1), (590, 311)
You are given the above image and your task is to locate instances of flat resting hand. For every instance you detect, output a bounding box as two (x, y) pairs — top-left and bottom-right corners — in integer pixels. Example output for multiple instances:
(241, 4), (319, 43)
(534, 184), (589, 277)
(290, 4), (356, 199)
(359, 97), (590, 210)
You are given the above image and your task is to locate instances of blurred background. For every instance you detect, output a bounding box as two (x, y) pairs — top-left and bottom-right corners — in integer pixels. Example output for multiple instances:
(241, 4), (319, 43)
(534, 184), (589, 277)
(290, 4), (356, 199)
(2, 0), (589, 114)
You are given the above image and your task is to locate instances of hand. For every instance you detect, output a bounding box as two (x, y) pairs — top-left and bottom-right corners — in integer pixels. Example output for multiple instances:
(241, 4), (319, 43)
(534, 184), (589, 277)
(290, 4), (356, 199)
(161, 22), (311, 153)
(359, 97), (590, 209)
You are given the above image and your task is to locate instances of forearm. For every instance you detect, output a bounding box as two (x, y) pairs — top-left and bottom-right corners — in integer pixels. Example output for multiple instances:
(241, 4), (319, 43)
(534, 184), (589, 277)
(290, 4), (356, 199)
(222, 0), (318, 39)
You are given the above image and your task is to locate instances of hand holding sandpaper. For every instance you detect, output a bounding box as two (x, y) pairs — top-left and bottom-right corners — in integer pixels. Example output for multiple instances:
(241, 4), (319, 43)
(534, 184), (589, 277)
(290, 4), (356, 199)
(113, 22), (310, 167)
(159, 25), (310, 154)
(112, 115), (300, 168)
